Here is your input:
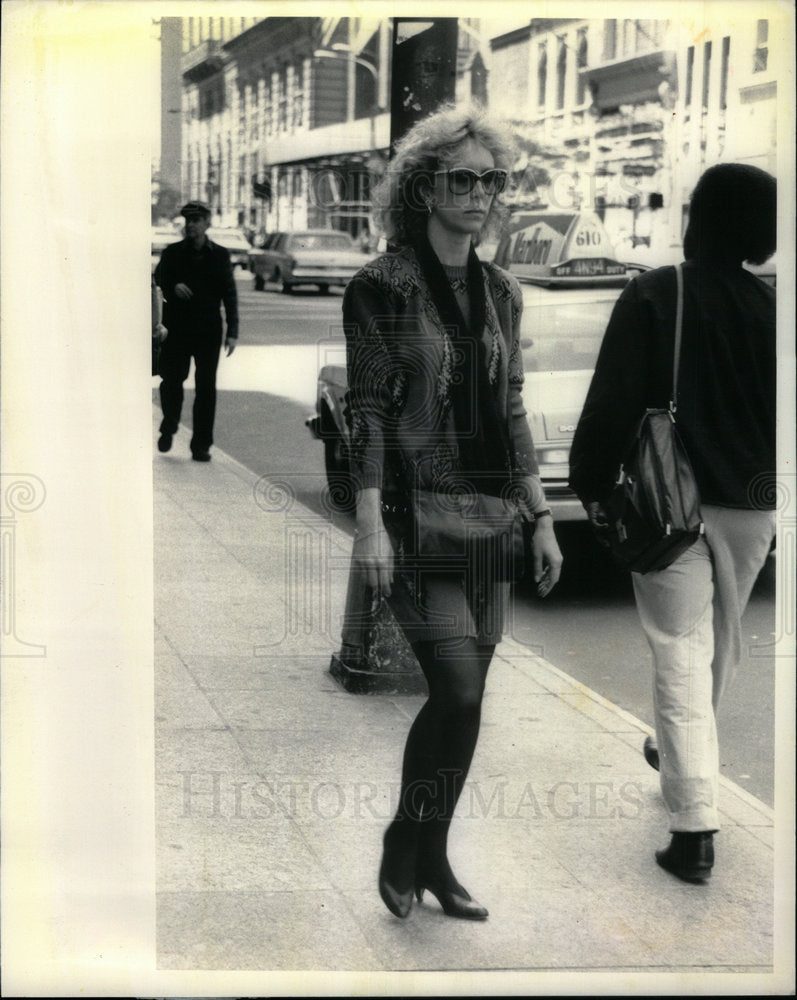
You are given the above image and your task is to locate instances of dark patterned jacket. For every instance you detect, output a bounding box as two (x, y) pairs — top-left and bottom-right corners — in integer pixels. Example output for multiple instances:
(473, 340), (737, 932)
(342, 245), (539, 498)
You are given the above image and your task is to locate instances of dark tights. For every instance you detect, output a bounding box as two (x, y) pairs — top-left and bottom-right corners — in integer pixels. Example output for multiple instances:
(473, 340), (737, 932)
(383, 637), (495, 892)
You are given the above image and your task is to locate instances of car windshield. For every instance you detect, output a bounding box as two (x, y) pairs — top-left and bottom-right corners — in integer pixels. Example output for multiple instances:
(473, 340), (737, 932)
(519, 284), (621, 372)
(289, 233), (354, 251)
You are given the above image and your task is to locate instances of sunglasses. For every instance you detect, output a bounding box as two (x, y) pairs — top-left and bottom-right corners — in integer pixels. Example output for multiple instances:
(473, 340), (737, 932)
(435, 168), (508, 195)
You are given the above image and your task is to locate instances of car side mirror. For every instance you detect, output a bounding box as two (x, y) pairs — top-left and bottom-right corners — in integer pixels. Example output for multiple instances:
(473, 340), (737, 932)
(520, 337), (534, 349)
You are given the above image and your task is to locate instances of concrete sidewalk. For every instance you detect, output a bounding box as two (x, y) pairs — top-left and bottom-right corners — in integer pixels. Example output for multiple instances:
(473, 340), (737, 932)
(153, 411), (778, 984)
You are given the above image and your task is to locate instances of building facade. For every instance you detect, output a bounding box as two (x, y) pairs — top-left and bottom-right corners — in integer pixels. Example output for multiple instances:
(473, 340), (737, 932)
(179, 16), (392, 240)
(489, 14), (782, 257)
(177, 16), (489, 242)
(173, 14), (783, 254)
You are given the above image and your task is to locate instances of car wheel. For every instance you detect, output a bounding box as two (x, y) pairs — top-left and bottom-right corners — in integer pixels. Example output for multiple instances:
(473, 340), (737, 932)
(275, 269), (292, 294)
(318, 283), (330, 295)
(254, 274), (265, 291)
(323, 430), (355, 512)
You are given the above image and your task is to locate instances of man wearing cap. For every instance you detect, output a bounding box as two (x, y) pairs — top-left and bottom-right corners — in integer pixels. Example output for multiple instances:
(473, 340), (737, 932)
(154, 201), (239, 461)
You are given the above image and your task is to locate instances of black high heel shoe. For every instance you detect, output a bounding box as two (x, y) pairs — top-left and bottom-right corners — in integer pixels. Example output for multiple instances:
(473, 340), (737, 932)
(415, 875), (489, 921)
(378, 825), (417, 919)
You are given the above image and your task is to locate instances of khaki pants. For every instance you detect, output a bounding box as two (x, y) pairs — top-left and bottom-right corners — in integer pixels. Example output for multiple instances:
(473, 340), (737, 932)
(632, 505), (776, 832)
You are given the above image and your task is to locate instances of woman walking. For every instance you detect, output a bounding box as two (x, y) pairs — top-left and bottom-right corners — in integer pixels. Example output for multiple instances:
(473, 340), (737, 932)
(343, 104), (562, 920)
(570, 163), (777, 882)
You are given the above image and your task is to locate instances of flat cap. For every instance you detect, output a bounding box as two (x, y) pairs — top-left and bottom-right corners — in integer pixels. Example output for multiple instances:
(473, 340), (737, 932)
(180, 200), (211, 218)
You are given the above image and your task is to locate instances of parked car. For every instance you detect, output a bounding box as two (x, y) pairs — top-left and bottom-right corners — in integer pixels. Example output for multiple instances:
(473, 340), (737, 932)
(306, 211), (649, 515)
(249, 229), (369, 293)
(207, 227), (252, 269)
(151, 225), (251, 271)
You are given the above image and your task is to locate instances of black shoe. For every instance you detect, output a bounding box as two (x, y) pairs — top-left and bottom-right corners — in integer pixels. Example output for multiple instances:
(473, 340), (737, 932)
(378, 824), (417, 919)
(643, 735), (660, 772)
(191, 450), (212, 462)
(655, 831), (714, 882)
(415, 876), (488, 920)
(157, 432), (173, 453)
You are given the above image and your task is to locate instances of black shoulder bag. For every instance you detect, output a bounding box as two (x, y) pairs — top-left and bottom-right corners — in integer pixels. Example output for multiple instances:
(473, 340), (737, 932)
(604, 264), (704, 573)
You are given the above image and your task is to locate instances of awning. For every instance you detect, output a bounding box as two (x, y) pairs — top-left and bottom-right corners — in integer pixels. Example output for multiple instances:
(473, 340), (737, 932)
(581, 50), (676, 110)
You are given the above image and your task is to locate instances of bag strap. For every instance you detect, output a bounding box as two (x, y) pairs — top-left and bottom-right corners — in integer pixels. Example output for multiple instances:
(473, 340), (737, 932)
(671, 263), (683, 413)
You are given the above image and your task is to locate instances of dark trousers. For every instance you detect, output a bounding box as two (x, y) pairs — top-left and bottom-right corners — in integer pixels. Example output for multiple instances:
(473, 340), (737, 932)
(158, 330), (222, 452)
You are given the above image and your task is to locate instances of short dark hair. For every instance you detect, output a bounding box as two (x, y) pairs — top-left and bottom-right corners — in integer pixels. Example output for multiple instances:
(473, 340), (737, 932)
(683, 163), (776, 265)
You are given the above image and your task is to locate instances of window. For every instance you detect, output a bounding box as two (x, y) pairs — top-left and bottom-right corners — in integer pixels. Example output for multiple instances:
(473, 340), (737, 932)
(576, 30), (588, 105)
(684, 45), (694, 107)
(556, 38), (567, 110)
(622, 19), (635, 57)
(537, 43), (547, 108)
(603, 20), (616, 60)
(292, 59), (305, 129)
(263, 74), (272, 136)
(701, 40), (712, 109)
(754, 20), (768, 72)
(277, 64), (288, 131)
(720, 37), (730, 109)
(636, 20), (649, 52)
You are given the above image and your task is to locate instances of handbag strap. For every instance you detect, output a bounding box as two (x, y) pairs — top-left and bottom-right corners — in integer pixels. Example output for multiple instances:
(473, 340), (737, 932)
(671, 263), (683, 413)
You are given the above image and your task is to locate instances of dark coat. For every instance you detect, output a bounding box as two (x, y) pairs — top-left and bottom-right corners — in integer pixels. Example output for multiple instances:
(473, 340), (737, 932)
(154, 238), (238, 340)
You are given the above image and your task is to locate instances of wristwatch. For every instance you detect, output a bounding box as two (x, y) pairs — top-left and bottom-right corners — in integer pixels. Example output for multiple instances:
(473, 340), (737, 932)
(533, 508), (552, 520)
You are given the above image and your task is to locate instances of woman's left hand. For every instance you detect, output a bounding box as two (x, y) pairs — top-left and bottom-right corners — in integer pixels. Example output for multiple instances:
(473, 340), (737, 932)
(531, 516), (563, 597)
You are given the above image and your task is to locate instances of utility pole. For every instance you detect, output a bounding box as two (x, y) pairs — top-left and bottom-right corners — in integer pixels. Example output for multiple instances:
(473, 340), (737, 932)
(389, 18), (459, 150)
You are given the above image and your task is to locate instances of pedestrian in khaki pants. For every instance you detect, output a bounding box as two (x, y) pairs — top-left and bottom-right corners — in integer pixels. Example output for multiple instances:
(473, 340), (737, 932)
(570, 163), (777, 881)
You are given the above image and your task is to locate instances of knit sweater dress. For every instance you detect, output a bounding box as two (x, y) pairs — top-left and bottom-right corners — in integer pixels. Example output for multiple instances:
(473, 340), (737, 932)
(343, 244), (540, 645)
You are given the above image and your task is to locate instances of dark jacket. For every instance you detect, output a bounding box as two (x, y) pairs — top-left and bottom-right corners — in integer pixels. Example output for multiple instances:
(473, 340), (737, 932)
(154, 238), (238, 340)
(569, 260), (776, 509)
(342, 245), (539, 497)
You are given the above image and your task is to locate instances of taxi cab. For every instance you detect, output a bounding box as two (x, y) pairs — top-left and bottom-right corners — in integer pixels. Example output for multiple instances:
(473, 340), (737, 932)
(307, 211), (643, 517)
(493, 209), (631, 286)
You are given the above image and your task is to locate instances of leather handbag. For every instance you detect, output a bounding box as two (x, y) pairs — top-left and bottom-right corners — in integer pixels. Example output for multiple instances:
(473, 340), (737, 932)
(411, 487), (530, 580)
(604, 264), (704, 574)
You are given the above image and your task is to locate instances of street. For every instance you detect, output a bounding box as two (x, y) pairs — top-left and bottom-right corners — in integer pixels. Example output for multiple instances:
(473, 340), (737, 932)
(155, 272), (778, 807)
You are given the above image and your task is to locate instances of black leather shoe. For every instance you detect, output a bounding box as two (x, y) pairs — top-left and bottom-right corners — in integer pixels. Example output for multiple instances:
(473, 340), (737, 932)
(157, 432), (173, 453)
(191, 450), (212, 462)
(643, 735), (660, 772)
(656, 832), (714, 882)
(378, 873), (414, 919)
(415, 877), (489, 920)
(378, 823), (417, 919)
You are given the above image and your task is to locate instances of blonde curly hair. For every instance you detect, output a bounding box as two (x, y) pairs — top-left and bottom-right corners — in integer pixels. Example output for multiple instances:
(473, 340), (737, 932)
(371, 102), (516, 247)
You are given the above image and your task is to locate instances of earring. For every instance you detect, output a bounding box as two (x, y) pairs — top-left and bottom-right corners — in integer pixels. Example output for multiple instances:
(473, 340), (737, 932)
(425, 198), (435, 215)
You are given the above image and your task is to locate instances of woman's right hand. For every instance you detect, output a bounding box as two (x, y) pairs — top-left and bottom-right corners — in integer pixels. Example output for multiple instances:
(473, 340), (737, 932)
(353, 525), (393, 597)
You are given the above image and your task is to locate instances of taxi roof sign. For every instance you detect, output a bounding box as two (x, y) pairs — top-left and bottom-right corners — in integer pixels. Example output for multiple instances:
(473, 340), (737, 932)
(495, 210), (630, 286)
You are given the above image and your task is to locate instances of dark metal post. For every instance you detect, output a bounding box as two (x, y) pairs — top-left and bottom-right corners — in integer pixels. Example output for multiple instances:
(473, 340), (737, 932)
(389, 18), (459, 150)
